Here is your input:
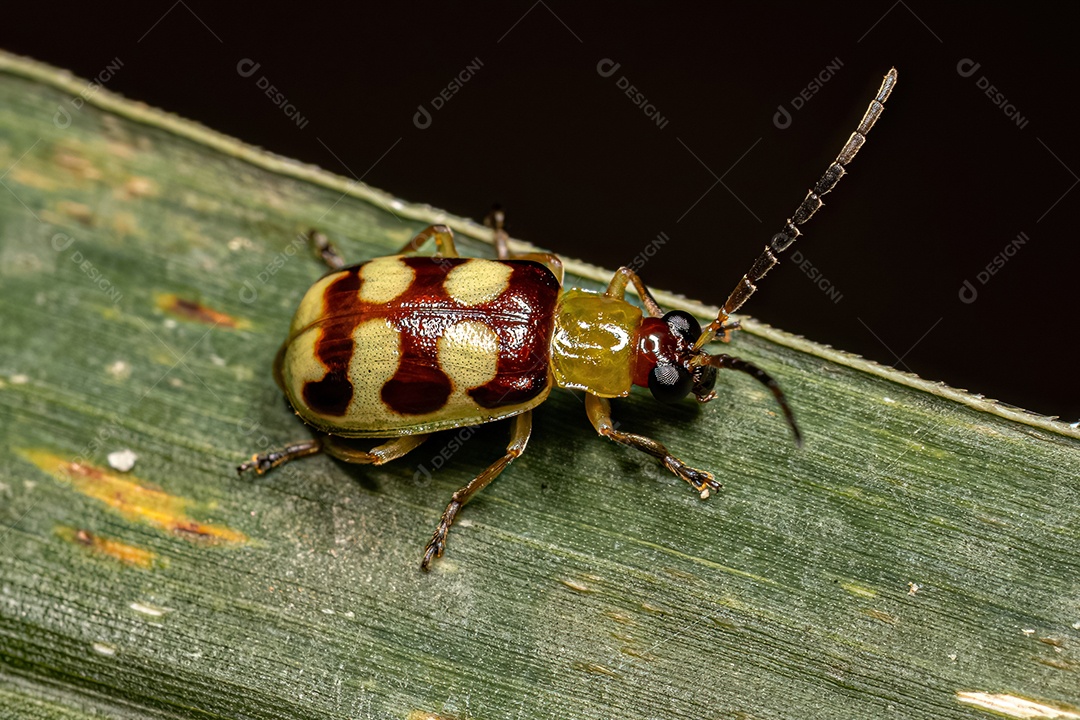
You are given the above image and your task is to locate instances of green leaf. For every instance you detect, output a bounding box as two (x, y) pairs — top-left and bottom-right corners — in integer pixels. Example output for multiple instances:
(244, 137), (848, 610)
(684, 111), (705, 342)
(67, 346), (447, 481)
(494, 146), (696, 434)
(1, 51), (1078, 720)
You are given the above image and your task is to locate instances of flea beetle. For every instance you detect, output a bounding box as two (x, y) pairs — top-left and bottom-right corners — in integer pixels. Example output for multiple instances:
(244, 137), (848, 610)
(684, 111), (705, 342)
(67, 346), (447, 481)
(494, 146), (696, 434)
(240, 68), (898, 570)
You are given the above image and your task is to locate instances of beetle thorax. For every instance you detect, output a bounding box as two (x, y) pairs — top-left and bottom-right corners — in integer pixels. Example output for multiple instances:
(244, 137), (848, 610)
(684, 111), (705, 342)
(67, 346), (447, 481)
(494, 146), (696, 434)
(549, 289), (642, 398)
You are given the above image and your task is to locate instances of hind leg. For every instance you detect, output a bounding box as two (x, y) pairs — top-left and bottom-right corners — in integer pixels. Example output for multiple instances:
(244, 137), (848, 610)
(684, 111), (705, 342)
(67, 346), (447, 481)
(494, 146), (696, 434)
(238, 434), (429, 474)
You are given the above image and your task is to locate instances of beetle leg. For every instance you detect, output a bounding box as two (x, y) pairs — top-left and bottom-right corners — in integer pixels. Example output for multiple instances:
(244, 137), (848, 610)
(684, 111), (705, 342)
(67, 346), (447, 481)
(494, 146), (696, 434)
(422, 411), (532, 571)
(320, 433), (430, 464)
(584, 393), (722, 498)
(484, 208), (565, 284)
(238, 434), (430, 475)
(485, 207), (511, 259)
(396, 224), (459, 257)
(307, 230), (347, 270)
(238, 438), (323, 475)
(605, 267), (664, 318)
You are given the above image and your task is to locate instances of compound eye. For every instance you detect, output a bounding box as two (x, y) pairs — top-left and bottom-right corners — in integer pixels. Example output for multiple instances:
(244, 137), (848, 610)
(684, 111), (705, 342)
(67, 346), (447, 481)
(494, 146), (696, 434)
(662, 310), (702, 345)
(648, 362), (693, 403)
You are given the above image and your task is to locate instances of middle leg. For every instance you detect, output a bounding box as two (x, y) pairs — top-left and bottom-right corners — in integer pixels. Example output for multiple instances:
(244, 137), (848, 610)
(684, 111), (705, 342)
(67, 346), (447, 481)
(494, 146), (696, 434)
(422, 411), (532, 570)
(484, 208), (565, 284)
(605, 267), (664, 318)
(585, 393), (721, 498)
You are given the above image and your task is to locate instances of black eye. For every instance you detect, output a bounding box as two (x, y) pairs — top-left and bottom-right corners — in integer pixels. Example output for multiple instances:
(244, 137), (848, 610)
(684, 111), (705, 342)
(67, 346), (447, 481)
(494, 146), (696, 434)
(648, 363), (693, 403)
(662, 310), (701, 344)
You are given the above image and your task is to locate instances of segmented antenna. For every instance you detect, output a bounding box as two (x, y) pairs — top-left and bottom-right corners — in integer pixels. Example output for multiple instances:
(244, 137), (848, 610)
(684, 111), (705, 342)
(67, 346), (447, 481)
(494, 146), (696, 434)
(695, 67), (897, 349)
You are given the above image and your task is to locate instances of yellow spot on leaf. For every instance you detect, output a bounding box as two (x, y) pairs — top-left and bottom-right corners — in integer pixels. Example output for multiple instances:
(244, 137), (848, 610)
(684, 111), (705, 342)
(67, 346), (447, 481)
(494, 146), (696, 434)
(156, 293), (249, 329)
(10, 166), (57, 190)
(840, 581), (877, 598)
(56, 526), (157, 568)
(24, 450), (246, 545)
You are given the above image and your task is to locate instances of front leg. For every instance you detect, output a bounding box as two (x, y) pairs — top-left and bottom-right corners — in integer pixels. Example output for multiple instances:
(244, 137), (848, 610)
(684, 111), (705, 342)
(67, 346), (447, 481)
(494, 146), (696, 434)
(584, 393), (721, 498)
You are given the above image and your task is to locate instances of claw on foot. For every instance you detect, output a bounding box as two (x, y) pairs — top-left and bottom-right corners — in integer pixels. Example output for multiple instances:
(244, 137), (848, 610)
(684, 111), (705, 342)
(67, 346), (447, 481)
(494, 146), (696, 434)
(237, 454), (272, 475)
(664, 457), (722, 496)
(421, 530), (447, 571)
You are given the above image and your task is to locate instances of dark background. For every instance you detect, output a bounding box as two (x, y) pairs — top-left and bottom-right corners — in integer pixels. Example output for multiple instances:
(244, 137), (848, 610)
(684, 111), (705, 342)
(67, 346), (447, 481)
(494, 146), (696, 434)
(4, 2), (1077, 420)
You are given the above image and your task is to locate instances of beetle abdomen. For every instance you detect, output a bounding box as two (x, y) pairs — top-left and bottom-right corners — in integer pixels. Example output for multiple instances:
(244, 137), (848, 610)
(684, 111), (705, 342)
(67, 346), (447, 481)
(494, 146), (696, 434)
(278, 256), (560, 437)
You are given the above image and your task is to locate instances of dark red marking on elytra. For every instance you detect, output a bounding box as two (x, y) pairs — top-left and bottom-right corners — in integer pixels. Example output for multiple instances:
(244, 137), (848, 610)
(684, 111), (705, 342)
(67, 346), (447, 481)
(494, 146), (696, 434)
(297, 257), (559, 418)
(302, 267), (362, 416)
(467, 262), (560, 408)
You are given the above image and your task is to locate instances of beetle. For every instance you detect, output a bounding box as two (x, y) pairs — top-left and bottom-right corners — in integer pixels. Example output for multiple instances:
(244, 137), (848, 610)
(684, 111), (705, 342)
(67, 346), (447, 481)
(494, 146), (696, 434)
(239, 68), (897, 570)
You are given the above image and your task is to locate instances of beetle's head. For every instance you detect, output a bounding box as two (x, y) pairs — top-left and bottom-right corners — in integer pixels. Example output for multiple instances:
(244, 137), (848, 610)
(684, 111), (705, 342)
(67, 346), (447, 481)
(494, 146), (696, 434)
(634, 310), (716, 404)
(633, 310), (802, 445)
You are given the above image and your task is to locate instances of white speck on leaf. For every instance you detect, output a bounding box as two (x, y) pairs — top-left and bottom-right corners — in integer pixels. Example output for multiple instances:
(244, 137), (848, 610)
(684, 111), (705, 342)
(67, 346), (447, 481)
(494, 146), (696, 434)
(93, 642), (117, 656)
(130, 601), (170, 617)
(108, 449), (138, 472)
(107, 360), (131, 380)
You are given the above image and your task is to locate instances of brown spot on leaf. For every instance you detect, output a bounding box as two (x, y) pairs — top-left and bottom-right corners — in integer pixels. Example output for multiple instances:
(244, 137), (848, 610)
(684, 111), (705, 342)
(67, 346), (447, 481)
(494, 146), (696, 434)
(604, 610), (635, 625)
(57, 201), (95, 226)
(559, 578), (597, 594)
(573, 662), (621, 678)
(407, 712), (459, 720)
(54, 150), (102, 181)
(863, 608), (899, 625)
(157, 293), (248, 329)
(22, 449), (247, 545)
(122, 176), (157, 198)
